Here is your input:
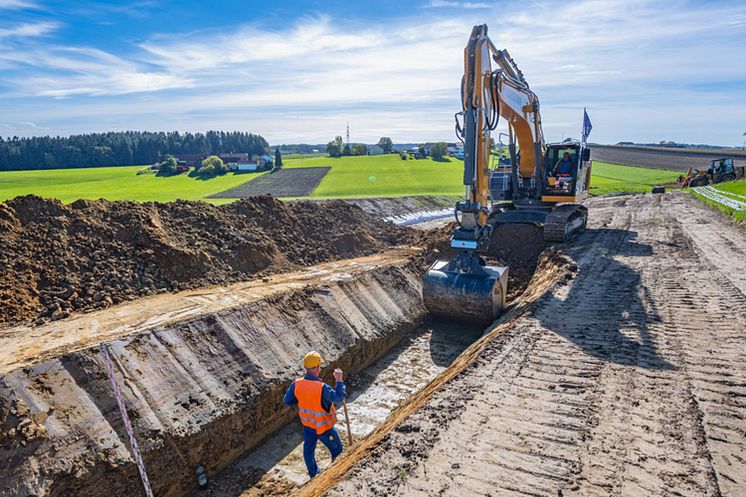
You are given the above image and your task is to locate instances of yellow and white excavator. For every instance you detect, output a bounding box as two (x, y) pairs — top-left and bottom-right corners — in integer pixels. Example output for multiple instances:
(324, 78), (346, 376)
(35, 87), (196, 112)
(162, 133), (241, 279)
(422, 24), (591, 324)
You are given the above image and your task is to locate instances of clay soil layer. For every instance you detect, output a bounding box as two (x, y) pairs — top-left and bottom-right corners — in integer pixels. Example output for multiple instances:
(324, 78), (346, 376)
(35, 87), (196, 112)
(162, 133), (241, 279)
(320, 192), (746, 497)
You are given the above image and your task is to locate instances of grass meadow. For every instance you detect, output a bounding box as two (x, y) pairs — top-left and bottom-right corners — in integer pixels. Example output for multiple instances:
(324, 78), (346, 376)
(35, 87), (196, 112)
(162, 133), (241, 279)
(0, 154), (682, 203)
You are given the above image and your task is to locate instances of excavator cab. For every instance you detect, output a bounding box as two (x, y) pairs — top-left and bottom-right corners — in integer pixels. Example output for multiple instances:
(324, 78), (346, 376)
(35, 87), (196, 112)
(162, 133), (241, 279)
(543, 142), (592, 201)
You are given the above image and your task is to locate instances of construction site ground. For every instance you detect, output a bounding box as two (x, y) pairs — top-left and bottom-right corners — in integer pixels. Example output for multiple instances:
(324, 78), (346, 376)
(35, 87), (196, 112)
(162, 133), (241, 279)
(2, 191), (745, 497)
(320, 192), (746, 497)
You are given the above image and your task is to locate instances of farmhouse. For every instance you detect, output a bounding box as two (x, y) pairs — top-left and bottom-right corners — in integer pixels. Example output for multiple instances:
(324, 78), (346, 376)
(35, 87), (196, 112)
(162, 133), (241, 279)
(232, 162), (259, 172)
(229, 155), (274, 172)
(258, 154), (274, 167)
(368, 145), (384, 155)
(172, 154), (204, 166)
(220, 152), (249, 162)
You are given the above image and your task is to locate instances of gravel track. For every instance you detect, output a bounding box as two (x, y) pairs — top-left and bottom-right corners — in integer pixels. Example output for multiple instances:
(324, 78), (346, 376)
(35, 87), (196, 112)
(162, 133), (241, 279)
(325, 192), (746, 497)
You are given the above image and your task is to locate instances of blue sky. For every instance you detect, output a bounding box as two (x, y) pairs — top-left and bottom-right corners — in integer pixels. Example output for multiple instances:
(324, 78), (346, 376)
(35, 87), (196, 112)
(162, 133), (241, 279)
(1, 0), (745, 146)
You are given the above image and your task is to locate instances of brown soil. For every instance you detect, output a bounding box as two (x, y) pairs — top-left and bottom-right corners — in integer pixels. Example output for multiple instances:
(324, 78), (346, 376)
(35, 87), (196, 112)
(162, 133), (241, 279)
(592, 145), (746, 171)
(209, 168), (331, 198)
(0, 195), (419, 327)
(426, 221), (551, 302)
(485, 223), (549, 301)
(317, 192), (746, 497)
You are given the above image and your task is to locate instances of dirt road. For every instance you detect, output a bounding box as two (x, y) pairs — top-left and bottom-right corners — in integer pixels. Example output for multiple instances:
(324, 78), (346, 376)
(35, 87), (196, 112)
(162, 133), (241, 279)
(323, 192), (746, 497)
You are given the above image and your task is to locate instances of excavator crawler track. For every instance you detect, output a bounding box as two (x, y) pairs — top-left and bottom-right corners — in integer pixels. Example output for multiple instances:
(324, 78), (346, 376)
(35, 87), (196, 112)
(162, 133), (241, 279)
(543, 204), (588, 242)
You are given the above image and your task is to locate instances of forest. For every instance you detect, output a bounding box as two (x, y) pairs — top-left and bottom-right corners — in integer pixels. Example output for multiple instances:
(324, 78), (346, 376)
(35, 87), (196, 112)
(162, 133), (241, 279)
(0, 131), (269, 170)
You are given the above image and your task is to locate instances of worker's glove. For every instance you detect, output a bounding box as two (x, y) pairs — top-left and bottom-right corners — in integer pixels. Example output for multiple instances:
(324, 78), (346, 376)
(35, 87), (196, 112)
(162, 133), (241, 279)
(333, 368), (343, 382)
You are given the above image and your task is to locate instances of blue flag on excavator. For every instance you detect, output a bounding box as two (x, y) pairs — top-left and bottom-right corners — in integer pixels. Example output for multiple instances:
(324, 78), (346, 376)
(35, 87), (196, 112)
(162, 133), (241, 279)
(582, 108), (592, 142)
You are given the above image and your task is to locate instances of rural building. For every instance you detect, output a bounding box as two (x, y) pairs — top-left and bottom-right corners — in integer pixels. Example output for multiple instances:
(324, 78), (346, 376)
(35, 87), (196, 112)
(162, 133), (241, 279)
(232, 162), (258, 172)
(220, 152), (249, 162)
(173, 154), (205, 166)
(368, 145), (384, 155)
(257, 154), (274, 168)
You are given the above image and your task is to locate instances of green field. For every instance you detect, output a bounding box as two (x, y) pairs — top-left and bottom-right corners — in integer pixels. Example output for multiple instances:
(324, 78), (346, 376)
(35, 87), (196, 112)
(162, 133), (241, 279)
(0, 166), (264, 203)
(588, 162), (680, 196)
(714, 179), (746, 197)
(0, 155), (681, 203)
(284, 154), (465, 198)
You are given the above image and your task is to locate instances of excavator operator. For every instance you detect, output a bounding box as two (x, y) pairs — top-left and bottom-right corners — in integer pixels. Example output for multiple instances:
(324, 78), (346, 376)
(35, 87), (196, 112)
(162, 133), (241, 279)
(554, 152), (573, 176)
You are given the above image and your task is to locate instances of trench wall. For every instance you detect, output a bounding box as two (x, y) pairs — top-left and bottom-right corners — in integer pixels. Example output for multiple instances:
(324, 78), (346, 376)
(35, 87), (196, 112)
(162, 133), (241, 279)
(0, 262), (426, 497)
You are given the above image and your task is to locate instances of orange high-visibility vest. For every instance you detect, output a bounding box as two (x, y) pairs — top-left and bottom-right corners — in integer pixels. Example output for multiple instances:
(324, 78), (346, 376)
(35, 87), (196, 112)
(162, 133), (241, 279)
(294, 378), (337, 434)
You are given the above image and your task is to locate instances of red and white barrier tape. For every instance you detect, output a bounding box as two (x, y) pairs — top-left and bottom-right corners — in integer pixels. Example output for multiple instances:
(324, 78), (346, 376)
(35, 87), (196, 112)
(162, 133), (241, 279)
(100, 343), (155, 497)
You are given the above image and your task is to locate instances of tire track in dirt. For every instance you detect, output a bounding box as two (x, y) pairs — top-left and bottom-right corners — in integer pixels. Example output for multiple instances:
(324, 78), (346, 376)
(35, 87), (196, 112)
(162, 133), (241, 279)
(644, 218), (746, 495)
(322, 192), (746, 497)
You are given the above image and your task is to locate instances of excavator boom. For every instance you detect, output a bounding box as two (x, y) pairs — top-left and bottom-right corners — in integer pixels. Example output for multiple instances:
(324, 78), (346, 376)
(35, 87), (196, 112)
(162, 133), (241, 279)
(422, 25), (508, 325)
(422, 24), (590, 324)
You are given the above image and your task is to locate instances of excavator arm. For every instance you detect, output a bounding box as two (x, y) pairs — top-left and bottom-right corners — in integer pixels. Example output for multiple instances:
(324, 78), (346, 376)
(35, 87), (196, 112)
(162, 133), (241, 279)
(423, 24), (589, 325)
(422, 25), (513, 324)
(455, 25), (546, 251)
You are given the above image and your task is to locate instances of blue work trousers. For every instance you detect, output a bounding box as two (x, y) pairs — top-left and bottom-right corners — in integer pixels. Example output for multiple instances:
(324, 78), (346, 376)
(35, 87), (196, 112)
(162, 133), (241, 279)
(303, 426), (343, 477)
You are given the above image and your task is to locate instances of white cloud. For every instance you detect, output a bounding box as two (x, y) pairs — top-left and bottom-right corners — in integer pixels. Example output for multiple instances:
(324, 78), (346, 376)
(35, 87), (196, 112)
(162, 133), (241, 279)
(0, 0), (36, 9)
(0, 46), (193, 96)
(1, 1), (746, 145)
(0, 21), (58, 39)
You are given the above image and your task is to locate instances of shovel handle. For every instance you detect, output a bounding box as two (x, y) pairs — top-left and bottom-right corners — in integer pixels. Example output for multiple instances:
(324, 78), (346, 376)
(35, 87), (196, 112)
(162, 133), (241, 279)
(342, 400), (353, 446)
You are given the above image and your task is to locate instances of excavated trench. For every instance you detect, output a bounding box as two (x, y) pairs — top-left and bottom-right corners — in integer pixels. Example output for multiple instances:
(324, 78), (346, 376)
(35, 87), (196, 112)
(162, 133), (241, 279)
(187, 319), (484, 497)
(0, 205), (561, 497)
(178, 225), (559, 497)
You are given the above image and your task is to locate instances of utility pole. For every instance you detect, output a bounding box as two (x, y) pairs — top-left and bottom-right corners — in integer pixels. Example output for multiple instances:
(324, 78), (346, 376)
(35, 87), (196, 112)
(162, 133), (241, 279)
(346, 122), (350, 146)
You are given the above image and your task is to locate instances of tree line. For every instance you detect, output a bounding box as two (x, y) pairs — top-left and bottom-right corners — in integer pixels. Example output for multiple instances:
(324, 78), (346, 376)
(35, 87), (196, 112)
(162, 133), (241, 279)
(0, 130), (269, 171)
(326, 136), (393, 157)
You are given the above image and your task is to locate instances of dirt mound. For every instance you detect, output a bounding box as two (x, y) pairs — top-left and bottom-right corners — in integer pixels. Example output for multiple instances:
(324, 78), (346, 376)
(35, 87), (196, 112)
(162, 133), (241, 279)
(0, 195), (416, 326)
(420, 222), (550, 302)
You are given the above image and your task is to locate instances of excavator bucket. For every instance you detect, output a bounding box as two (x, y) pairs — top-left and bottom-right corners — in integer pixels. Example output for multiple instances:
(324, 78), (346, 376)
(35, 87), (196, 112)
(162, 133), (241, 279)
(422, 253), (509, 325)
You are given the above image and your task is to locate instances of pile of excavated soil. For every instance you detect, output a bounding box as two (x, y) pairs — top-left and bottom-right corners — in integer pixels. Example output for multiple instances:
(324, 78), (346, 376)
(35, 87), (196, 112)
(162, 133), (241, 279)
(0, 195), (420, 326)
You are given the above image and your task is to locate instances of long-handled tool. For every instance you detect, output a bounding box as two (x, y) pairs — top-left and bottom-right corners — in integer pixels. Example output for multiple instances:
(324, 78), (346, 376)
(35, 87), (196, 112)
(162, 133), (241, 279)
(341, 399), (353, 446)
(334, 368), (353, 446)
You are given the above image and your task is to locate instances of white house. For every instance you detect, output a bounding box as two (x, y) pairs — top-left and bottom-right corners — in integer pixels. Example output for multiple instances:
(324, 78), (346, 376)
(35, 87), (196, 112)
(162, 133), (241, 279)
(368, 145), (384, 155)
(230, 162), (258, 172)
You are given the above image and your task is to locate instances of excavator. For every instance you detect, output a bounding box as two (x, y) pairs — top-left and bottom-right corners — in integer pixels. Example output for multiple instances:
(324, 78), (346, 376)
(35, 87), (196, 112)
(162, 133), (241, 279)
(422, 24), (591, 324)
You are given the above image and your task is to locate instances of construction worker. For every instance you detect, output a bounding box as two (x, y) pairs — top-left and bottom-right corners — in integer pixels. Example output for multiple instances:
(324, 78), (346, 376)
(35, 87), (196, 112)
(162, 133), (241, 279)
(284, 351), (346, 477)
